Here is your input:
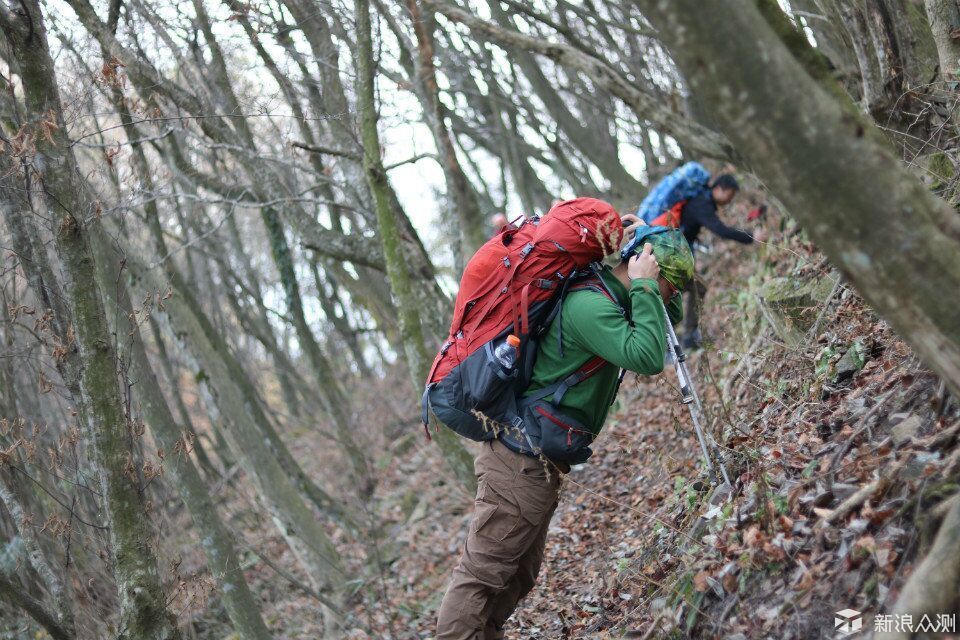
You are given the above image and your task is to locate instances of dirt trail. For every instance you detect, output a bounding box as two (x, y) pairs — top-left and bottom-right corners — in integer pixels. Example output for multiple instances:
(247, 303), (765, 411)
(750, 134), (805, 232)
(505, 376), (704, 638)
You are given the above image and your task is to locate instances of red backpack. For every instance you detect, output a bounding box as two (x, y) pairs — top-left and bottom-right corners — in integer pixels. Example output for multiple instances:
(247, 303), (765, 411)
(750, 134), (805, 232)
(649, 200), (684, 228)
(421, 198), (623, 451)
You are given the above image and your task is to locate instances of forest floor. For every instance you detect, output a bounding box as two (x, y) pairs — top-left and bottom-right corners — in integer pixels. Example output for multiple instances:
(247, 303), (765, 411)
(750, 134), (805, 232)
(358, 213), (959, 640)
(165, 210), (959, 640)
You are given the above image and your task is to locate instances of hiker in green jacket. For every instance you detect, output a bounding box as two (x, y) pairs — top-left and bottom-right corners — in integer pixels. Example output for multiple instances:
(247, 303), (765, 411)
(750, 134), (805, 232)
(436, 228), (693, 640)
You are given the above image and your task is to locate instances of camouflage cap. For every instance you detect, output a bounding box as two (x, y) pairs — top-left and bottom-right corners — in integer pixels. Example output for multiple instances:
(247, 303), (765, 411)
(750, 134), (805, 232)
(623, 226), (695, 290)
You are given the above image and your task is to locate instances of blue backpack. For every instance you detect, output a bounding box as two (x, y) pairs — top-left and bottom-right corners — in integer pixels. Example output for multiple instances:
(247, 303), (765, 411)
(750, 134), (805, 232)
(637, 162), (711, 224)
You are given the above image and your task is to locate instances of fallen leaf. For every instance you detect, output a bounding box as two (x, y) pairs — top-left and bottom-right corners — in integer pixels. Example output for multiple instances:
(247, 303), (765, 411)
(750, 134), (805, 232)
(693, 570), (711, 593)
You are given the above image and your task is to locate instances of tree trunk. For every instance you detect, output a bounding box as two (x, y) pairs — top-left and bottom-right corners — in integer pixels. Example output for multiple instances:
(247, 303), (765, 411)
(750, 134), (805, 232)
(876, 495), (960, 639)
(0, 473), (75, 636)
(638, 0), (960, 394)
(795, 0), (861, 80)
(925, 0), (960, 78)
(0, 4), (181, 638)
(826, 0), (928, 117)
(88, 228), (272, 640)
(405, 0), (487, 263)
(149, 314), (224, 476)
(0, 138), (76, 638)
(0, 570), (73, 640)
(354, 0), (476, 493)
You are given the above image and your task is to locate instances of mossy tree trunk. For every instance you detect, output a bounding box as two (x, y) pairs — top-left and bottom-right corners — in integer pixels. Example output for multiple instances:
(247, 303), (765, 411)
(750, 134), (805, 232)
(0, 148), (76, 638)
(638, 0), (960, 391)
(89, 229), (273, 640)
(0, 3), (180, 638)
(355, 0), (476, 493)
(925, 0), (960, 79)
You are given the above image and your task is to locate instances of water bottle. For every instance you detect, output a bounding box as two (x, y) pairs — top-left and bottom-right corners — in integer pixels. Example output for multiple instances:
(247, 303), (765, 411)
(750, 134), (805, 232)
(493, 335), (521, 369)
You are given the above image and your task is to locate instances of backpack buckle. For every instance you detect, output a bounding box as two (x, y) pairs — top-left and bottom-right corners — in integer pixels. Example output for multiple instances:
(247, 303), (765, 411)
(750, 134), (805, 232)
(534, 279), (555, 290)
(520, 243), (534, 258)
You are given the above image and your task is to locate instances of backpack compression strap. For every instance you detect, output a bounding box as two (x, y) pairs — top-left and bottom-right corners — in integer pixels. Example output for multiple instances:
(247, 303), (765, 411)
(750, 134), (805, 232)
(524, 355), (608, 406)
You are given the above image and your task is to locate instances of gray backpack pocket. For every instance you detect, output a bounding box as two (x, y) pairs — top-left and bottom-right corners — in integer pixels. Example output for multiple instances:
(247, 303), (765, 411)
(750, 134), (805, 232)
(424, 339), (520, 442)
(519, 398), (594, 464)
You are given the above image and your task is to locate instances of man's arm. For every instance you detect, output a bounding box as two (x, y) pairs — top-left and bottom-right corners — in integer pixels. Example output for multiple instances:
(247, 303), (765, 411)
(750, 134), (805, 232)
(685, 198), (754, 244)
(563, 281), (668, 375)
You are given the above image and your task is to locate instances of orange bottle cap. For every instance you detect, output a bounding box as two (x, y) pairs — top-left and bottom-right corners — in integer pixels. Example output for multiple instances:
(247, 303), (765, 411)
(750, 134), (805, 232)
(506, 335), (521, 347)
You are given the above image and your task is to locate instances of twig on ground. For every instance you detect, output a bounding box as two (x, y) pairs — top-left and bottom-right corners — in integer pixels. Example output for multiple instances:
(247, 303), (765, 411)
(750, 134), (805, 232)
(825, 387), (899, 491)
(821, 454), (910, 526)
(249, 547), (343, 613)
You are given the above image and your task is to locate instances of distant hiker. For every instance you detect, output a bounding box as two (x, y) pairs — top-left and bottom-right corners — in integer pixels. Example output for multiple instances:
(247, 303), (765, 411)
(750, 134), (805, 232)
(425, 204), (693, 638)
(637, 160), (713, 225)
(639, 163), (758, 350)
(674, 173), (757, 350)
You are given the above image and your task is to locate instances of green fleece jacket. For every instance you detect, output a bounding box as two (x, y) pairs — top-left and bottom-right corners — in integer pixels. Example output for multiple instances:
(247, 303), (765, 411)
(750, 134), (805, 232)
(524, 267), (682, 435)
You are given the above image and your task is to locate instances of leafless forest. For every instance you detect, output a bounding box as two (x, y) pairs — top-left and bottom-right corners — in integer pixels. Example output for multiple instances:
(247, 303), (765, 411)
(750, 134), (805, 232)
(1, 0), (960, 638)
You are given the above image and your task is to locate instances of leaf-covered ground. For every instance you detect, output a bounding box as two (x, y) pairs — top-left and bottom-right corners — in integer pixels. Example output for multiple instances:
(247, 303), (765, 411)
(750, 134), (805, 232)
(357, 209), (959, 639)
(153, 207), (959, 640)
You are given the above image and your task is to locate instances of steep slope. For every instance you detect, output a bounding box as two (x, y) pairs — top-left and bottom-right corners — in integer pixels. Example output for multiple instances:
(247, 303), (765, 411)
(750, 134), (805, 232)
(307, 203), (960, 640)
(497, 213), (959, 639)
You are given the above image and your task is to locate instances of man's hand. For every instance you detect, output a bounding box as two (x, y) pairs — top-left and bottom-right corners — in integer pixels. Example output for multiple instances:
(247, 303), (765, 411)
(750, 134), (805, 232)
(621, 213), (646, 246)
(628, 243), (659, 281)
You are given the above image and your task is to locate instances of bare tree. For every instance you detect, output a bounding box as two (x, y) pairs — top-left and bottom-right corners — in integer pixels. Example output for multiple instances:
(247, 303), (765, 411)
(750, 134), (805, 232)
(0, 2), (180, 637)
(925, 0), (960, 79)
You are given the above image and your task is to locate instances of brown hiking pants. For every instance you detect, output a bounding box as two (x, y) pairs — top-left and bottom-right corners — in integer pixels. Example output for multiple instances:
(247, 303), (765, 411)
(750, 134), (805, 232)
(436, 440), (564, 639)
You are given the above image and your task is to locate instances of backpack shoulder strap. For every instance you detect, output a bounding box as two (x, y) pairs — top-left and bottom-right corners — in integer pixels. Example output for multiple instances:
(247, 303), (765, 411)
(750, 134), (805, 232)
(522, 265), (623, 405)
(530, 264), (635, 407)
(556, 265), (626, 357)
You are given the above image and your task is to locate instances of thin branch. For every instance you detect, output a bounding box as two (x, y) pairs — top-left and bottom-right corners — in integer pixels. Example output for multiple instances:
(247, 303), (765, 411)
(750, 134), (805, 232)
(384, 152), (437, 170)
(291, 141), (361, 159)
(71, 127), (174, 149)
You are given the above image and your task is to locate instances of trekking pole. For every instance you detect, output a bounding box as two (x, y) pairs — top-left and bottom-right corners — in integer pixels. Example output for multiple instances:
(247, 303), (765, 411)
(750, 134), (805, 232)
(661, 305), (732, 486)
